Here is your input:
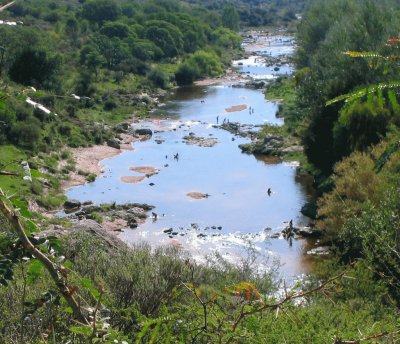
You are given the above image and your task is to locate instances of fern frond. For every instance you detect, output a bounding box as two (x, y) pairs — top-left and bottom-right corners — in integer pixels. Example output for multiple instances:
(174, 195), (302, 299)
(388, 90), (400, 112)
(374, 141), (400, 173)
(343, 51), (385, 59)
(326, 81), (400, 106)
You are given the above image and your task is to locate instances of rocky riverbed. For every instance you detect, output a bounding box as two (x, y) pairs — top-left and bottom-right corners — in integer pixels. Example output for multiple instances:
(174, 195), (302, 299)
(57, 31), (324, 278)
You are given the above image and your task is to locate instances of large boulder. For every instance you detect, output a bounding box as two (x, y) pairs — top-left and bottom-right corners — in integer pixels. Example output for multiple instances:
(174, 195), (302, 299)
(64, 199), (81, 210)
(297, 226), (323, 238)
(107, 138), (120, 149)
(134, 128), (153, 136)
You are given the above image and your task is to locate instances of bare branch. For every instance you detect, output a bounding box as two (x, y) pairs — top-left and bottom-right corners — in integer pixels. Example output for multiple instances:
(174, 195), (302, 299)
(231, 269), (348, 332)
(333, 328), (400, 343)
(0, 171), (18, 176)
(0, 1), (16, 12)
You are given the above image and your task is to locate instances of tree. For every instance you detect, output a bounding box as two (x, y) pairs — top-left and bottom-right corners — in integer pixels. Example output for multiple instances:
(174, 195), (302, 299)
(100, 21), (131, 39)
(147, 67), (169, 89)
(81, 0), (120, 23)
(212, 27), (241, 49)
(80, 45), (105, 77)
(221, 4), (240, 32)
(175, 62), (200, 85)
(9, 49), (61, 90)
(0, 27), (40, 76)
(65, 17), (79, 42)
(92, 35), (129, 69)
(144, 20), (183, 58)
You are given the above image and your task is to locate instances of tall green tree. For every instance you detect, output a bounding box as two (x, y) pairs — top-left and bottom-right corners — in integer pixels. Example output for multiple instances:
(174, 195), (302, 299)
(221, 4), (240, 31)
(9, 49), (61, 90)
(81, 0), (120, 23)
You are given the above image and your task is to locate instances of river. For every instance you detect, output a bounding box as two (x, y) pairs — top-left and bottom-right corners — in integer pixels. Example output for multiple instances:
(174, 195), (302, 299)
(65, 34), (314, 279)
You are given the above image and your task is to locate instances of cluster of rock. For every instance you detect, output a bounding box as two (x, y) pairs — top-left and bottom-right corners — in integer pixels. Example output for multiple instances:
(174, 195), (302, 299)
(219, 122), (260, 139)
(182, 132), (219, 147)
(268, 225), (323, 240)
(63, 200), (154, 230)
(163, 223), (223, 239)
(239, 133), (303, 157)
(42, 219), (126, 251)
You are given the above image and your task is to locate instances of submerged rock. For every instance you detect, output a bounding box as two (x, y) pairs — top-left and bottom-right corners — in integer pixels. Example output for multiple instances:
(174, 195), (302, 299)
(134, 128), (153, 136)
(307, 246), (330, 256)
(182, 135), (218, 147)
(297, 226), (323, 238)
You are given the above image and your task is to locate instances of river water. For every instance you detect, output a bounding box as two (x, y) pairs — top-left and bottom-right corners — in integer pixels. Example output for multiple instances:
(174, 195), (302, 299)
(66, 34), (314, 279)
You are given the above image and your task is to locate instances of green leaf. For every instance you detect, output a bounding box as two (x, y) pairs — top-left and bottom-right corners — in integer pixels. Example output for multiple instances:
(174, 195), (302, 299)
(69, 325), (93, 337)
(11, 199), (31, 219)
(64, 307), (73, 314)
(63, 260), (73, 269)
(27, 259), (43, 284)
(80, 278), (100, 299)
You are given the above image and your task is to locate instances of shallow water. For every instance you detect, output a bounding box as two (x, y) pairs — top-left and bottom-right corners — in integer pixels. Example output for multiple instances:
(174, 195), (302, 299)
(235, 34), (295, 80)
(65, 36), (314, 279)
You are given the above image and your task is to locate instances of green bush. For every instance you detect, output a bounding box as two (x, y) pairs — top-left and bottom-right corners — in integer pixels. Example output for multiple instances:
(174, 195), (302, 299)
(9, 119), (42, 149)
(86, 173), (97, 182)
(30, 179), (43, 195)
(147, 67), (170, 89)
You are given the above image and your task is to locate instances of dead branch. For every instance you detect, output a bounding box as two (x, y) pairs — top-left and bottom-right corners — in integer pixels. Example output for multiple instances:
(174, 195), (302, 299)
(0, 194), (90, 325)
(333, 329), (400, 343)
(0, 171), (18, 176)
(231, 269), (348, 333)
(0, 1), (15, 12)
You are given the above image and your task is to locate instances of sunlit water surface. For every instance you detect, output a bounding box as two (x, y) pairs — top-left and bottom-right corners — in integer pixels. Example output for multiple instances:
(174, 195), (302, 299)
(65, 35), (313, 279)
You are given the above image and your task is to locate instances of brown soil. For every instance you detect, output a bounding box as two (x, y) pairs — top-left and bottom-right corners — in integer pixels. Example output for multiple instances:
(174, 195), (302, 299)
(61, 145), (121, 190)
(61, 133), (136, 191)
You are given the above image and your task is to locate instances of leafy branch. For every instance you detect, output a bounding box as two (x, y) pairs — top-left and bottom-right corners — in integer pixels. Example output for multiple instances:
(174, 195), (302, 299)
(181, 260), (351, 343)
(228, 268), (347, 335)
(0, 190), (90, 325)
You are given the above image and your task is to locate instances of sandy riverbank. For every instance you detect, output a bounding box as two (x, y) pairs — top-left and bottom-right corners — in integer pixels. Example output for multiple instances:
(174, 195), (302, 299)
(61, 133), (135, 191)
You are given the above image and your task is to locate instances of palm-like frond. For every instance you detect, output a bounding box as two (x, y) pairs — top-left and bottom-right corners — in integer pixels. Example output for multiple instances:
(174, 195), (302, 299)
(326, 81), (400, 106)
